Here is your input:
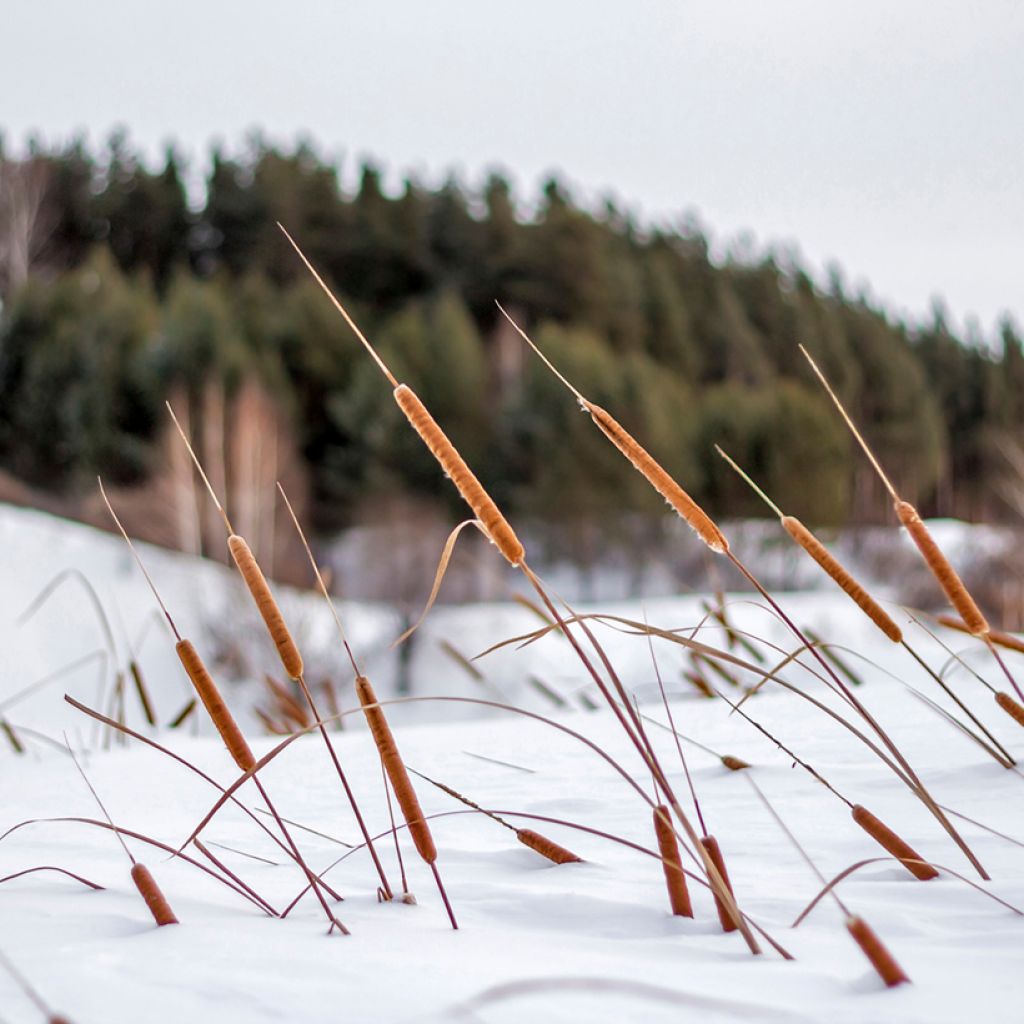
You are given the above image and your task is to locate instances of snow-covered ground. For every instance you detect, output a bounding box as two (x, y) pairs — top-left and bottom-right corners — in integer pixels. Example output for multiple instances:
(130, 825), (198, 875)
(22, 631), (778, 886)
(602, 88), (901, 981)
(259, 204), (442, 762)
(2, 503), (1023, 1023)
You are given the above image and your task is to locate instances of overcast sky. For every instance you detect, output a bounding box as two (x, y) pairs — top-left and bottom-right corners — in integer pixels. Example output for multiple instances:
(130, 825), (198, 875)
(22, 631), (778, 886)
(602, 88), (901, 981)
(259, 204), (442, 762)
(3, 1), (1021, 333)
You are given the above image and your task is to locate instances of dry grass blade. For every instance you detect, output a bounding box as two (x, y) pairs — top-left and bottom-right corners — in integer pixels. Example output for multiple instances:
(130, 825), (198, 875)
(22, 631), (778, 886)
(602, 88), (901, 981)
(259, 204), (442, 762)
(653, 805), (693, 917)
(0, 865), (104, 890)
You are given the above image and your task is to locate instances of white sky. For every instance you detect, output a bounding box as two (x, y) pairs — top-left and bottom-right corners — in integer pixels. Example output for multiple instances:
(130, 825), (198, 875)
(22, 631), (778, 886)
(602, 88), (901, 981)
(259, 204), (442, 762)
(2, 1), (1021, 333)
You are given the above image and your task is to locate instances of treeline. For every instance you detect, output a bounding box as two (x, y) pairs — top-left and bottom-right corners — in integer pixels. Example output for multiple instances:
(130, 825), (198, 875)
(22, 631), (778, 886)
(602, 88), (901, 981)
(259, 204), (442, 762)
(1, 133), (1022, 549)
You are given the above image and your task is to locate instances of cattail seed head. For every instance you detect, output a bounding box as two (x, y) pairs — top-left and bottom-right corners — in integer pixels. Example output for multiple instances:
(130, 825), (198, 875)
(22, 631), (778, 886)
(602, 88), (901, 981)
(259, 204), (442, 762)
(228, 535), (304, 679)
(175, 639), (256, 773)
(782, 516), (902, 642)
(720, 755), (751, 772)
(394, 385), (524, 566)
(699, 834), (737, 932)
(996, 691), (1024, 728)
(583, 400), (728, 553)
(846, 916), (909, 987)
(516, 828), (583, 865)
(895, 501), (988, 636)
(653, 806), (693, 917)
(851, 804), (938, 881)
(356, 675), (437, 864)
(131, 862), (178, 926)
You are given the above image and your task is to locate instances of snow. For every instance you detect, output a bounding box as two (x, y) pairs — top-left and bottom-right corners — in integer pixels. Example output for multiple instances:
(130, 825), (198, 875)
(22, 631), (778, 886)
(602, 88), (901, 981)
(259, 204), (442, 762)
(2, 503), (1023, 1023)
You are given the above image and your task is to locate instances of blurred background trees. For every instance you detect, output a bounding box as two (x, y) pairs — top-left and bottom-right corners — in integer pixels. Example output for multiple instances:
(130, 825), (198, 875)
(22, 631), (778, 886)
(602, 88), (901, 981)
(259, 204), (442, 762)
(1, 132), (1022, 579)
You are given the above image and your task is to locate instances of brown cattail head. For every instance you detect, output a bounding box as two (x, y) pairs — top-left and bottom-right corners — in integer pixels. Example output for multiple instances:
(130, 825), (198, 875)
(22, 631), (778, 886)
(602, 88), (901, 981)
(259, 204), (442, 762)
(131, 862), (179, 926)
(939, 615), (1024, 655)
(583, 400), (728, 553)
(516, 828), (583, 865)
(175, 640), (256, 773)
(355, 675), (437, 864)
(851, 805), (938, 881)
(699, 834), (737, 932)
(846, 915), (909, 988)
(393, 385), (524, 566)
(228, 535), (304, 679)
(653, 806), (693, 917)
(782, 516), (903, 643)
(996, 691), (1024, 728)
(720, 754), (751, 772)
(895, 502), (988, 636)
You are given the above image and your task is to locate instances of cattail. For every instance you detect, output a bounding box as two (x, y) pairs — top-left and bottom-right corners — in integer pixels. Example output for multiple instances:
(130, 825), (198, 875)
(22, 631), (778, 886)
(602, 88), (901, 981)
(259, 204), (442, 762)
(583, 400), (728, 553)
(782, 516), (902, 643)
(895, 502), (988, 636)
(938, 615), (1024, 655)
(846, 915), (909, 987)
(996, 691), (1024, 728)
(176, 639), (256, 773)
(228, 534), (304, 679)
(516, 828), (583, 865)
(355, 675), (436, 863)
(393, 384), (524, 566)
(653, 806), (693, 917)
(684, 670), (715, 698)
(699, 835), (736, 932)
(851, 805), (938, 881)
(130, 862), (178, 926)
(720, 755), (750, 772)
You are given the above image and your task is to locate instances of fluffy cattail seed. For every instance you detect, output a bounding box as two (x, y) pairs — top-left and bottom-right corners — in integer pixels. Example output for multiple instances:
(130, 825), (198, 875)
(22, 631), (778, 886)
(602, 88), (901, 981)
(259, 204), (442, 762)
(131, 862), (178, 926)
(394, 385), (524, 566)
(228, 535), (304, 679)
(895, 502), (988, 636)
(851, 804), (938, 881)
(583, 400), (728, 553)
(175, 639), (256, 773)
(782, 516), (902, 642)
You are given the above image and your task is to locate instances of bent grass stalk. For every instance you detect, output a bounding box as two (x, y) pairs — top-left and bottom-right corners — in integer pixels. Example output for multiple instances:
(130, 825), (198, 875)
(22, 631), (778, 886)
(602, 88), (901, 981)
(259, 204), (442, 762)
(97, 480), (348, 934)
(282, 226), (758, 954)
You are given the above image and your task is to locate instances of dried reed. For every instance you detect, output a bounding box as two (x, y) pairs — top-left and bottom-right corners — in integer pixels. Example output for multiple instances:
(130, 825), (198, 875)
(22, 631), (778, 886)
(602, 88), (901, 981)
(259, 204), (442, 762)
(653, 805), (693, 917)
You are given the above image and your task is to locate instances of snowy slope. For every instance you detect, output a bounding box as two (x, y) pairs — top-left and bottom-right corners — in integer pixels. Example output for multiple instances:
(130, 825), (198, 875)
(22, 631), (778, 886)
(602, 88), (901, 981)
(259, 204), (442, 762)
(2, 504), (1023, 1023)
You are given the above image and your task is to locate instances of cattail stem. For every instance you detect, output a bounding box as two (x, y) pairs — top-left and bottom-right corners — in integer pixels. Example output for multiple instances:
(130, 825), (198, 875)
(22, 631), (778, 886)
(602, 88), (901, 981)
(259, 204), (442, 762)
(194, 840), (278, 917)
(846, 915), (910, 987)
(851, 805), (938, 881)
(699, 835), (736, 932)
(653, 806), (694, 917)
(130, 862), (179, 926)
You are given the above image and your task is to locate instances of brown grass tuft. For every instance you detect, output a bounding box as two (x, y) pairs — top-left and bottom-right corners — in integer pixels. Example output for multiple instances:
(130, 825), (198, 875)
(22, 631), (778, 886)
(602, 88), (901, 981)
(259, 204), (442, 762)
(895, 502), (989, 635)
(130, 862), (179, 926)
(851, 804), (938, 881)
(516, 828), (583, 865)
(584, 400), (728, 553)
(175, 639), (256, 772)
(393, 384), (524, 565)
(355, 675), (437, 864)
(228, 534), (304, 679)
(845, 915), (909, 987)
(699, 835), (737, 932)
(653, 806), (693, 917)
(781, 516), (902, 642)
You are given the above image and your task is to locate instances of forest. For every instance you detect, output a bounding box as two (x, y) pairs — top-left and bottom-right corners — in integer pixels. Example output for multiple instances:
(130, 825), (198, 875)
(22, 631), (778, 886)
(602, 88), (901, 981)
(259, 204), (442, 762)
(1, 132), (1022, 561)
